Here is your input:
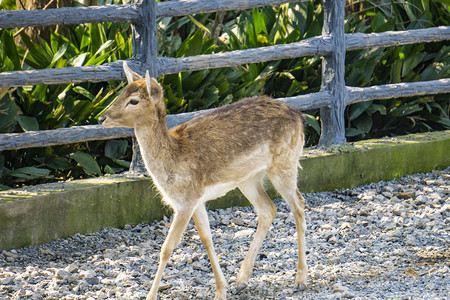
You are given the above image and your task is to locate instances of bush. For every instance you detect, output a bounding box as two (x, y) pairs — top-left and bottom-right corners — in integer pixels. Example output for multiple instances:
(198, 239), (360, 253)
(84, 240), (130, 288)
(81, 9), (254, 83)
(0, 0), (448, 189)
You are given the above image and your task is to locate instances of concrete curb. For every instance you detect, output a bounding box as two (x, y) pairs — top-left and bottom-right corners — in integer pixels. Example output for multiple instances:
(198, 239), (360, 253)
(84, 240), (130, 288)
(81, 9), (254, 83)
(1, 131), (449, 251)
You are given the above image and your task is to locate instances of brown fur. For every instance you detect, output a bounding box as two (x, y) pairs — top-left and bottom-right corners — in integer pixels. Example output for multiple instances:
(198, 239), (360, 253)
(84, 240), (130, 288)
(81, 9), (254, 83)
(99, 63), (308, 300)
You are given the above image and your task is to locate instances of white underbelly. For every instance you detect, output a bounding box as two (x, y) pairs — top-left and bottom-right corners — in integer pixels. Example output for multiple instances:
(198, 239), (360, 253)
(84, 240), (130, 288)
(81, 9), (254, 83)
(198, 165), (267, 203)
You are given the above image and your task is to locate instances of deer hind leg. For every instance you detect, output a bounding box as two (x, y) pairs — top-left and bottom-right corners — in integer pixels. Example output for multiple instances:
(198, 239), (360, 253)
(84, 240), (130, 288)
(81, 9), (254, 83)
(147, 208), (194, 300)
(268, 169), (308, 289)
(236, 173), (277, 291)
(192, 204), (227, 299)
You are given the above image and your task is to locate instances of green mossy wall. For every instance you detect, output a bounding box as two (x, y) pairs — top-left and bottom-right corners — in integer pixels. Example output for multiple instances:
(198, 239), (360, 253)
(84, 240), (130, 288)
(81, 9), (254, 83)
(1, 131), (449, 251)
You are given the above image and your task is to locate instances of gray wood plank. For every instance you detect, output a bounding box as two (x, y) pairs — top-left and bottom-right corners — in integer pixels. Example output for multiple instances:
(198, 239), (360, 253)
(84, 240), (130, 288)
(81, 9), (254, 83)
(157, 36), (332, 75)
(157, 0), (307, 18)
(1, 27), (449, 87)
(347, 79), (450, 104)
(318, 0), (347, 146)
(0, 37), (331, 87)
(0, 0), (305, 29)
(0, 4), (140, 28)
(347, 26), (450, 50)
(2, 77), (448, 151)
(0, 91), (333, 151)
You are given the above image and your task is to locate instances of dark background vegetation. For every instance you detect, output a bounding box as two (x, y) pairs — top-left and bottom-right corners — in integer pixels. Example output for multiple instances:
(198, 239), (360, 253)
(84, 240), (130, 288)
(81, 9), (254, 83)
(0, 0), (449, 189)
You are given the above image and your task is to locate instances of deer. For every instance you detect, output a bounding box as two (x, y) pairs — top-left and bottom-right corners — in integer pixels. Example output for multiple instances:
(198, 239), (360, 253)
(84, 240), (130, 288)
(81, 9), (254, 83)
(98, 62), (308, 300)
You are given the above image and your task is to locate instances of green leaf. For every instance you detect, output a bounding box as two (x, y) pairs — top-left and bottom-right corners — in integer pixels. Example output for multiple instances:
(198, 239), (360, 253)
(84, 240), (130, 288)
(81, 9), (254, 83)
(345, 127), (365, 137)
(104, 165), (115, 175)
(1, 30), (21, 70)
(50, 43), (68, 67)
(252, 8), (268, 35)
(391, 103), (422, 117)
(105, 140), (128, 159)
(354, 113), (373, 133)
(186, 15), (211, 35)
(349, 101), (372, 121)
(177, 30), (204, 57)
(19, 32), (52, 67)
(0, 184), (11, 191)
(73, 86), (95, 101)
(112, 159), (131, 169)
(17, 115), (39, 131)
(203, 86), (219, 107)
(304, 113), (320, 135)
(8, 167), (50, 179)
(437, 117), (450, 128)
(93, 40), (115, 57)
(69, 53), (89, 67)
(402, 53), (425, 77)
(47, 156), (72, 170)
(70, 152), (102, 176)
(366, 103), (387, 116)
(0, 94), (19, 133)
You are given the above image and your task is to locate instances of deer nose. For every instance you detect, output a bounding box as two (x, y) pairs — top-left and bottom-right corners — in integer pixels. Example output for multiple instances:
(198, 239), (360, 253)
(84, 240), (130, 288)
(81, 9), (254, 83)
(98, 116), (106, 125)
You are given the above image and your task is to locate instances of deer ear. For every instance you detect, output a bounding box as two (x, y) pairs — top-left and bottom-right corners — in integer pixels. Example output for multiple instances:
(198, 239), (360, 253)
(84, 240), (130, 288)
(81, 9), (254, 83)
(123, 61), (142, 84)
(145, 71), (155, 103)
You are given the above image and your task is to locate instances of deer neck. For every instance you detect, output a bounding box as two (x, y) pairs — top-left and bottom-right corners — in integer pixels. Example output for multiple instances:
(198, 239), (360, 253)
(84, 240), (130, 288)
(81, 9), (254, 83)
(133, 118), (177, 182)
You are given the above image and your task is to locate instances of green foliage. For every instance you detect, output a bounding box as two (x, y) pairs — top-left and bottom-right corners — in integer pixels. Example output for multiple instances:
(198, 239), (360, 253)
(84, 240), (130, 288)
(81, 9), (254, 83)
(0, 0), (449, 188)
(344, 0), (450, 140)
(0, 2), (133, 188)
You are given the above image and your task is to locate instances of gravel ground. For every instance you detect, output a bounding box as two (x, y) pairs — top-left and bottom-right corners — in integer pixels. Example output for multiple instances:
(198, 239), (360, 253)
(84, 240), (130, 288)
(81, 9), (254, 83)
(1, 168), (449, 299)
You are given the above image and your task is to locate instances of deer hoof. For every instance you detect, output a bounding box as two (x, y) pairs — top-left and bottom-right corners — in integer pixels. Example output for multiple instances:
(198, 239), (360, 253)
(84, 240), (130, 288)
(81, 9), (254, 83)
(233, 282), (248, 294)
(294, 282), (307, 292)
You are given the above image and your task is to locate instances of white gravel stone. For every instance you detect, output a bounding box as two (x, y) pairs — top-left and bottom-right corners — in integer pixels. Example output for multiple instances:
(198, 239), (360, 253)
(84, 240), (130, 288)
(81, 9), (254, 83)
(1, 168), (449, 299)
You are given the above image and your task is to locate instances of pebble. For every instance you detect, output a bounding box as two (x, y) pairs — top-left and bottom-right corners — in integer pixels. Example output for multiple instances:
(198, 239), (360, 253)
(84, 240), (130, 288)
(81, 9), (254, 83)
(0, 168), (449, 299)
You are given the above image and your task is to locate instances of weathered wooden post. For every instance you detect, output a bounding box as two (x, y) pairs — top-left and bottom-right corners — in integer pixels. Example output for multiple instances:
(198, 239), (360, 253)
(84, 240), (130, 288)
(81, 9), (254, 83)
(129, 0), (158, 173)
(319, 0), (347, 146)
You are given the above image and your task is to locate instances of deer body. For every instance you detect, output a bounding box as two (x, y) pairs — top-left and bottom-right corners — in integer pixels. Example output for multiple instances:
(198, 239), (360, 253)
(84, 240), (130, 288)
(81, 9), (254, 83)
(99, 63), (308, 299)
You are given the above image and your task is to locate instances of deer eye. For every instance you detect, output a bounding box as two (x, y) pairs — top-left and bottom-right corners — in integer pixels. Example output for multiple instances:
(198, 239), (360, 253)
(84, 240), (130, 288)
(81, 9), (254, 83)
(127, 99), (139, 106)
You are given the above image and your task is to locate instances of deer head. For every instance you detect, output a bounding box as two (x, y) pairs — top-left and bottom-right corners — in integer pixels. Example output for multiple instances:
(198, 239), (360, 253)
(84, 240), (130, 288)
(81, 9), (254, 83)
(98, 62), (165, 128)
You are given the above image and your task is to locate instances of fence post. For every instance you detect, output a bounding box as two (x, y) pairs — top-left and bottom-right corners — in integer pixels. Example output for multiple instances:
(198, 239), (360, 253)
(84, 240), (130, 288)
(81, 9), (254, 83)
(318, 0), (347, 146)
(129, 0), (158, 173)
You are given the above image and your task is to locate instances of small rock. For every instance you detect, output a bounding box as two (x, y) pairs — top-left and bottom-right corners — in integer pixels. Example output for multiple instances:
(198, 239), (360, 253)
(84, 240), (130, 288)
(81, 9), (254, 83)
(327, 235), (338, 244)
(141, 226), (151, 234)
(383, 260), (394, 269)
(56, 269), (71, 280)
(1, 276), (14, 285)
(85, 276), (100, 285)
(332, 282), (348, 293)
(415, 220), (426, 229)
(65, 263), (78, 273)
(231, 217), (245, 226)
(80, 270), (96, 279)
(2, 250), (18, 258)
(382, 191), (393, 198)
(404, 235), (417, 246)
(234, 229), (253, 239)
(414, 195), (428, 205)
(395, 191), (416, 199)
(221, 217), (231, 225)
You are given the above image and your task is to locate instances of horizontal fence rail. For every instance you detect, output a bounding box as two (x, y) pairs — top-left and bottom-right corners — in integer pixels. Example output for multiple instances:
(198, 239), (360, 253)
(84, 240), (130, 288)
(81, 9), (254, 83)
(0, 0), (305, 29)
(0, 4), (140, 28)
(346, 26), (450, 50)
(347, 78), (450, 104)
(1, 27), (450, 87)
(0, 90), (333, 151)
(3, 75), (450, 151)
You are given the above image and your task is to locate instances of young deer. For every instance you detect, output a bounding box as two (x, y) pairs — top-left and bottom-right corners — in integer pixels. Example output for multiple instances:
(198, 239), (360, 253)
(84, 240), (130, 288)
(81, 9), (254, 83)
(98, 62), (308, 299)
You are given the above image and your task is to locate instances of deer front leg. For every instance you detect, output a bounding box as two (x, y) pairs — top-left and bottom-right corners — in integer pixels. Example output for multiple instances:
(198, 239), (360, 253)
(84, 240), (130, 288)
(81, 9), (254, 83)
(146, 209), (194, 300)
(192, 205), (227, 299)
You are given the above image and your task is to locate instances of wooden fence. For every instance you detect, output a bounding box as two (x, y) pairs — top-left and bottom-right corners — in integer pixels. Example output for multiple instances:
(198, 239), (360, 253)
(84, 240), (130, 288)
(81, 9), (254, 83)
(1, 0), (449, 171)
